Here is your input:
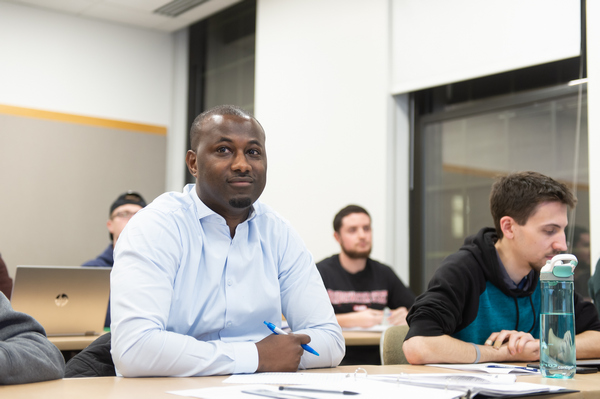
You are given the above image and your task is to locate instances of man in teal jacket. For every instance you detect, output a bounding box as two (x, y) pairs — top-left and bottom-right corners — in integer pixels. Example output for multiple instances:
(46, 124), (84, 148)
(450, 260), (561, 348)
(403, 171), (600, 364)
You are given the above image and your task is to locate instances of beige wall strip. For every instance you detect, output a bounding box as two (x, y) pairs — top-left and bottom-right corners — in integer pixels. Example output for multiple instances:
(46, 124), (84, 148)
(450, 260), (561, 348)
(0, 104), (167, 135)
(443, 164), (589, 191)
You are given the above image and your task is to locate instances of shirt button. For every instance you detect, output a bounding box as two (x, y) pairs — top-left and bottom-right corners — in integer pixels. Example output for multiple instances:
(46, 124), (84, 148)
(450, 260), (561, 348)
(226, 321), (232, 328)
(227, 279), (233, 286)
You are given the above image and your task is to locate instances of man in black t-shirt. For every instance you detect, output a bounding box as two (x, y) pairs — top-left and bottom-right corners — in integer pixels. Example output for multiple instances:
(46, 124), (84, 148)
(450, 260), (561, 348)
(317, 205), (415, 364)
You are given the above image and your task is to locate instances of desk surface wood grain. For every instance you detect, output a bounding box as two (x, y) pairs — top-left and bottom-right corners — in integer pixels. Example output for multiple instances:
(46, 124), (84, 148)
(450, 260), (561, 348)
(0, 364), (597, 399)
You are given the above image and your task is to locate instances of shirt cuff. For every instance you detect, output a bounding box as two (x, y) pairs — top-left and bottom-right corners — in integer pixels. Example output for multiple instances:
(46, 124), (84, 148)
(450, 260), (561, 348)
(232, 341), (259, 374)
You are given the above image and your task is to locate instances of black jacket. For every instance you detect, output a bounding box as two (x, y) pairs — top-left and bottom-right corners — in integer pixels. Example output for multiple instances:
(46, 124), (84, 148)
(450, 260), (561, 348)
(406, 227), (600, 341)
(64, 332), (115, 378)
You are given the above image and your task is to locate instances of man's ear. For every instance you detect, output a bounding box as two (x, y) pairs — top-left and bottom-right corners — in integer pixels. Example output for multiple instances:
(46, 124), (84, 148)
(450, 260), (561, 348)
(334, 231), (342, 245)
(185, 150), (198, 177)
(107, 219), (115, 235)
(333, 231), (342, 245)
(499, 216), (517, 239)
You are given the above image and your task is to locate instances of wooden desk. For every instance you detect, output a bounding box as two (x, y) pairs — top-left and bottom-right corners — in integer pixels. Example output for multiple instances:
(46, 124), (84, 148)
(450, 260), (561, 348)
(1, 365), (597, 399)
(342, 330), (382, 346)
(48, 334), (103, 351)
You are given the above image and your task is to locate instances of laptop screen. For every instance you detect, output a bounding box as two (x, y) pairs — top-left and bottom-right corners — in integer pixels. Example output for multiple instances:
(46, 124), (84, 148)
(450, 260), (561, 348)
(11, 265), (111, 336)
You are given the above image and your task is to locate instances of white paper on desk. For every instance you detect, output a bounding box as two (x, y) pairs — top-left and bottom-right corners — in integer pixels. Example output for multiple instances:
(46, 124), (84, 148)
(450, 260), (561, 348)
(372, 373), (517, 385)
(168, 384), (275, 398)
(370, 373), (563, 397)
(426, 363), (540, 374)
(223, 372), (353, 385)
(297, 378), (465, 399)
(168, 379), (465, 399)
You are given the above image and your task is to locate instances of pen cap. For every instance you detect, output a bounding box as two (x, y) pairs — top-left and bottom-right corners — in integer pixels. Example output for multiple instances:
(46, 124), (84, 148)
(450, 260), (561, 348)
(540, 254), (577, 281)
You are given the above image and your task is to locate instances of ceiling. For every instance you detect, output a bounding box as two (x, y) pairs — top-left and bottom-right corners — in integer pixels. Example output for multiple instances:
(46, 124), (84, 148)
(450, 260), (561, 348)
(3, 0), (242, 32)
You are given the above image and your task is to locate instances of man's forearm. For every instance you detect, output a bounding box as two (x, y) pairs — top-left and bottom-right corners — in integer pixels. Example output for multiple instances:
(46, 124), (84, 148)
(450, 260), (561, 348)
(335, 310), (383, 328)
(403, 335), (478, 364)
(403, 335), (539, 364)
(575, 330), (600, 359)
(335, 313), (356, 328)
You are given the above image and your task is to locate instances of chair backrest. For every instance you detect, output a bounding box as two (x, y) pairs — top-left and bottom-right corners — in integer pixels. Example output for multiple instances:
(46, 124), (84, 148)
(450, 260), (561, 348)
(380, 325), (410, 365)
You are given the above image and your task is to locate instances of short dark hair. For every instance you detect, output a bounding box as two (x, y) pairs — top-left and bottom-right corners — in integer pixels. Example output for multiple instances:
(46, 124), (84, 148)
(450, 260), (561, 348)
(110, 191), (146, 216)
(333, 205), (370, 233)
(490, 171), (576, 239)
(189, 105), (257, 150)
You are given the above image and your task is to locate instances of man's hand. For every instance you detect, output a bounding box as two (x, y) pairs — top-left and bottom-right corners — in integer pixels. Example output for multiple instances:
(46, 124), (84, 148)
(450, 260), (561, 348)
(484, 330), (539, 360)
(387, 307), (409, 326)
(255, 333), (311, 372)
(336, 309), (384, 328)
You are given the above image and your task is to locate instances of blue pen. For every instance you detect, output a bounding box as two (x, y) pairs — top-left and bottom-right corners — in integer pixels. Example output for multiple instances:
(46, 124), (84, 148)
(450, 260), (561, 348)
(263, 321), (320, 356)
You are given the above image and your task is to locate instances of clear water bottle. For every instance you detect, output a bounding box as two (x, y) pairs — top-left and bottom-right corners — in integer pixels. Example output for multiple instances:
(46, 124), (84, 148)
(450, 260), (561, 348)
(539, 254), (577, 379)
(382, 307), (391, 326)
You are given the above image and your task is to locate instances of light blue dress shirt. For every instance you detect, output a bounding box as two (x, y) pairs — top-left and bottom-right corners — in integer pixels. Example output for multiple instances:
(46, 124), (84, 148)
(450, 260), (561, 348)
(110, 184), (344, 377)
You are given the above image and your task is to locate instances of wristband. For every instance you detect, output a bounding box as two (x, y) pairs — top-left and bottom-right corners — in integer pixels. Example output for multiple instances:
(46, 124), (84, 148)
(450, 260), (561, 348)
(471, 343), (481, 364)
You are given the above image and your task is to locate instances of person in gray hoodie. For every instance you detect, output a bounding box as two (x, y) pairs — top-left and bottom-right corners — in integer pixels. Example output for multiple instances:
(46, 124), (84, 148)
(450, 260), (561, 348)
(0, 292), (65, 384)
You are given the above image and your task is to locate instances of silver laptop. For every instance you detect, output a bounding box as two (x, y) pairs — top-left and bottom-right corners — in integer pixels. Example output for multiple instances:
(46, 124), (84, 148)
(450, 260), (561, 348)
(11, 265), (111, 336)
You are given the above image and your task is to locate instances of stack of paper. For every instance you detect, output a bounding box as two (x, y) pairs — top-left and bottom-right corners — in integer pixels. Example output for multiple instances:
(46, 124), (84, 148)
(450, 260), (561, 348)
(169, 379), (465, 399)
(372, 373), (562, 397)
(426, 363), (540, 374)
(167, 370), (569, 399)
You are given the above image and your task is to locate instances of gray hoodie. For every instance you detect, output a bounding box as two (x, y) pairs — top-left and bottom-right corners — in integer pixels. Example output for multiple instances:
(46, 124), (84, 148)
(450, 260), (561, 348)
(0, 292), (65, 384)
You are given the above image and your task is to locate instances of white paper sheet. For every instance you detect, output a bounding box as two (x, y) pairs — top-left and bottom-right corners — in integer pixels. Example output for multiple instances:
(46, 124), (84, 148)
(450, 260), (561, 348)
(370, 373), (564, 397)
(223, 373), (354, 385)
(426, 363), (540, 374)
(168, 379), (465, 399)
(172, 371), (567, 399)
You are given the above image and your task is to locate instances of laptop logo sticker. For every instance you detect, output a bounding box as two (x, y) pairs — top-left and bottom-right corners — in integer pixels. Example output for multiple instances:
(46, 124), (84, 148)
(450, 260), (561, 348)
(55, 293), (69, 307)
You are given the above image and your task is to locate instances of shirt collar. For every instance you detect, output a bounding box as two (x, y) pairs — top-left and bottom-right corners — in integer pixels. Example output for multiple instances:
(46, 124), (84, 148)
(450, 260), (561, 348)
(496, 250), (535, 291)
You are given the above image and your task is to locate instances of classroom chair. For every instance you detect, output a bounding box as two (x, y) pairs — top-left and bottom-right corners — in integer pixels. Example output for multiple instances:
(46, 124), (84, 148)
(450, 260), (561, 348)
(380, 325), (410, 365)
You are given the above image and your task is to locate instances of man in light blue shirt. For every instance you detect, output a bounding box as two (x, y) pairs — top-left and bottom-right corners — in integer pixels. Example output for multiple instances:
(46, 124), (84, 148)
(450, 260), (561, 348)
(110, 105), (345, 377)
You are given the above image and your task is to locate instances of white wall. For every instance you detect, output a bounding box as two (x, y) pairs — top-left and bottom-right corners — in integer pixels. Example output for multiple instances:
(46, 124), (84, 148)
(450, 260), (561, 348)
(587, 0), (600, 273)
(1, 0), (588, 286)
(166, 29), (190, 193)
(391, 0), (581, 94)
(255, 0), (397, 274)
(0, 1), (174, 126)
(253, 0), (583, 285)
(0, 2), (185, 277)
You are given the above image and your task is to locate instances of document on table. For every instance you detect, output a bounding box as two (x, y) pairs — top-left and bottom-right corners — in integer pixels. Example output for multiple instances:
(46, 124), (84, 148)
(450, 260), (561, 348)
(223, 372), (353, 385)
(168, 379), (465, 399)
(426, 363), (540, 374)
(371, 373), (566, 397)
(168, 372), (567, 399)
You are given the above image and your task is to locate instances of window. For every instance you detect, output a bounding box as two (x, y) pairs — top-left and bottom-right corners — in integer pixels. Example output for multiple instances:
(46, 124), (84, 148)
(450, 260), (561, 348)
(409, 59), (588, 294)
(187, 0), (256, 154)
